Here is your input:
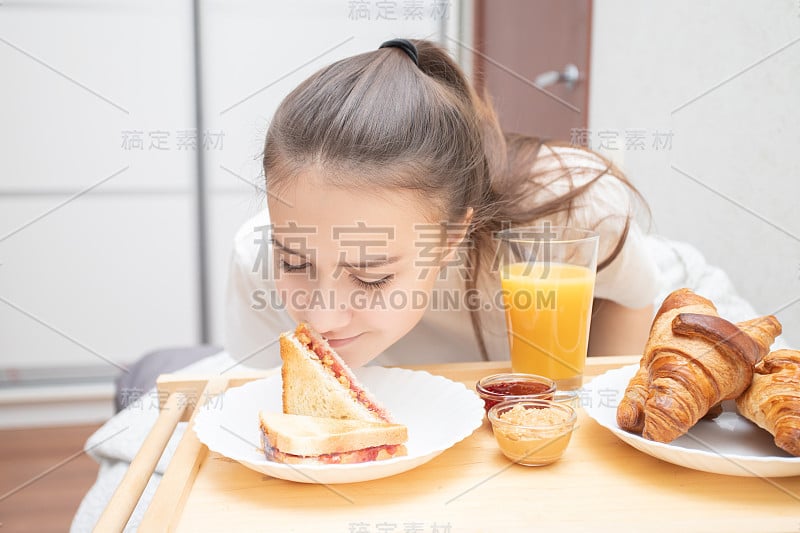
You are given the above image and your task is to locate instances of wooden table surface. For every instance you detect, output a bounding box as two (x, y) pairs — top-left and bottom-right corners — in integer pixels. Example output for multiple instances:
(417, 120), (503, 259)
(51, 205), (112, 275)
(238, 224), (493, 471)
(170, 356), (800, 533)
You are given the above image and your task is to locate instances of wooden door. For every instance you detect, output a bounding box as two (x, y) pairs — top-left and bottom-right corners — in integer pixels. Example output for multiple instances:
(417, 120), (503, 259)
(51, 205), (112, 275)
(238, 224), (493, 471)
(473, 0), (592, 142)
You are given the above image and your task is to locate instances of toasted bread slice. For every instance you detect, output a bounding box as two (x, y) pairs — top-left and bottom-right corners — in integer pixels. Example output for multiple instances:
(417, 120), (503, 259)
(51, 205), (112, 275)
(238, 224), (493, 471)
(280, 323), (393, 423)
(259, 411), (408, 464)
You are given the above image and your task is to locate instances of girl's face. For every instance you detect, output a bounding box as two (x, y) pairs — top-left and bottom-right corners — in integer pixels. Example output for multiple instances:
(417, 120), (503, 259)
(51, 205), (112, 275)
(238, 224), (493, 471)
(267, 166), (465, 368)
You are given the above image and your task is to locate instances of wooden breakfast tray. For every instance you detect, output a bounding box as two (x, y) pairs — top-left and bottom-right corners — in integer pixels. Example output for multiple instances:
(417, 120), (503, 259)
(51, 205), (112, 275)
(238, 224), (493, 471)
(94, 356), (800, 532)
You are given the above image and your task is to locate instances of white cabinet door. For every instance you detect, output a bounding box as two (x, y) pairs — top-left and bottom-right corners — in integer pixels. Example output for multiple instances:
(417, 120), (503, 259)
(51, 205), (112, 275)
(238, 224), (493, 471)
(0, 196), (198, 370)
(0, 1), (199, 378)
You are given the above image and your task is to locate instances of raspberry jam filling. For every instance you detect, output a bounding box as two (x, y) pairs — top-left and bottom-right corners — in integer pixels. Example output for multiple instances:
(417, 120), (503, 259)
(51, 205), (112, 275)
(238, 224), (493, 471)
(296, 324), (390, 422)
(262, 437), (400, 464)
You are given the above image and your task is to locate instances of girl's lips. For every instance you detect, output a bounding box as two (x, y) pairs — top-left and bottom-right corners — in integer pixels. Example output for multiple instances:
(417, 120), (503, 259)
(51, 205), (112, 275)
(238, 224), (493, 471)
(325, 334), (362, 349)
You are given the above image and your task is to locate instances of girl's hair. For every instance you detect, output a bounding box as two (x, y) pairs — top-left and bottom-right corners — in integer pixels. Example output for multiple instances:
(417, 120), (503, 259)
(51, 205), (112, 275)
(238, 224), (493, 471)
(263, 39), (645, 360)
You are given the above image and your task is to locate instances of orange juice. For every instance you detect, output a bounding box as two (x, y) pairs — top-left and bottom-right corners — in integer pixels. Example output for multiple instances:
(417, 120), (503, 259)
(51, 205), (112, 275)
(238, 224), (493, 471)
(501, 262), (595, 388)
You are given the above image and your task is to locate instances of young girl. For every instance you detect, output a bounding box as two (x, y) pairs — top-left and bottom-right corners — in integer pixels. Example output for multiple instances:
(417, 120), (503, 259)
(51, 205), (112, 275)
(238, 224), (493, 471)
(224, 38), (661, 369)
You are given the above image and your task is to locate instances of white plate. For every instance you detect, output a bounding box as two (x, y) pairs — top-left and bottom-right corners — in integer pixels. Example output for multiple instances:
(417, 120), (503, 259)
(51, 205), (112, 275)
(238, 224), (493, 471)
(193, 366), (484, 484)
(584, 364), (800, 477)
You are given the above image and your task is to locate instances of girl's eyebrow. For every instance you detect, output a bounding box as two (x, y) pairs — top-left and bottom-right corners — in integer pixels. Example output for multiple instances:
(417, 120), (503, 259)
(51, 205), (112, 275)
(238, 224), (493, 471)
(270, 237), (304, 256)
(270, 238), (401, 268)
(339, 256), (402, 269)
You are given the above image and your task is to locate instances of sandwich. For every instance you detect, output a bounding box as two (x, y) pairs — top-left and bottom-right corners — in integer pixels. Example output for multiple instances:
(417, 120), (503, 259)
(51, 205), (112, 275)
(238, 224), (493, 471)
(259, 411), (408, 464)
(258, 322), (408, 465)
(279, 322), (394, 423)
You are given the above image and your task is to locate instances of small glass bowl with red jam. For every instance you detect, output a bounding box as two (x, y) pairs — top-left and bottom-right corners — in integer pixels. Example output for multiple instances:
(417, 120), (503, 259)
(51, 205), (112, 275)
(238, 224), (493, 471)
(475, 373), (556, 413)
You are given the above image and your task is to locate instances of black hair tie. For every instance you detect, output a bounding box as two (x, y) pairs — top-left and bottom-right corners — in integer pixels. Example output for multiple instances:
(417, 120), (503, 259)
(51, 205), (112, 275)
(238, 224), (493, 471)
(379, 38), (419, 67)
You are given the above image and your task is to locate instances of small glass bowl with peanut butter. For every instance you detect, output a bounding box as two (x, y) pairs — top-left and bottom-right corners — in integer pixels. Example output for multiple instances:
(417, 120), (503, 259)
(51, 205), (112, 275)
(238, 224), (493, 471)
(487, 399), (577, 466)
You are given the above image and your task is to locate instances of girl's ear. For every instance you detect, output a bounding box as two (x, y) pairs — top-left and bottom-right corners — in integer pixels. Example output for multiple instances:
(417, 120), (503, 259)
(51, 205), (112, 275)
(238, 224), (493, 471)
(440, 207), (474, 263)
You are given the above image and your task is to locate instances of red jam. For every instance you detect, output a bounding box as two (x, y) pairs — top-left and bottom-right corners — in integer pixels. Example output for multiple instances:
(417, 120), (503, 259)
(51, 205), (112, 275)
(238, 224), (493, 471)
(476, 374), (556, 412)
(485, 381), (551, 397)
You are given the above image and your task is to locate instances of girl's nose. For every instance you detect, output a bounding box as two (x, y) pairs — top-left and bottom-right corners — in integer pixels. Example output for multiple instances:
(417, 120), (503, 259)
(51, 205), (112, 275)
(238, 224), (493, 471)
(302, 288), (351, 335)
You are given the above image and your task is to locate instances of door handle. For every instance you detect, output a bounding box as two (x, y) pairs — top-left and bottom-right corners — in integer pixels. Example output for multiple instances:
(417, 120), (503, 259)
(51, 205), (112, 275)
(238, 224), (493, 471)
(534, 64), (580, 90)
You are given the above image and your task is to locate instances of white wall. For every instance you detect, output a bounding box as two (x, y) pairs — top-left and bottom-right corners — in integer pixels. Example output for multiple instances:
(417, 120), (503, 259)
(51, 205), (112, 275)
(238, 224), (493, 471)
(589, 0), (800, 346)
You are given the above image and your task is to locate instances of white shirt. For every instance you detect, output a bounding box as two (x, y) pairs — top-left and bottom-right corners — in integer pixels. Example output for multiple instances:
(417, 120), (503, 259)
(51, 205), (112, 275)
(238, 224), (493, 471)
(223, 146), (662, 368)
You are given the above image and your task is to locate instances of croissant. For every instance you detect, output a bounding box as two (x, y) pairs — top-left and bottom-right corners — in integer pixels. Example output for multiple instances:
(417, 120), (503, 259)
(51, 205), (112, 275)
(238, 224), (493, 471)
(616, 288), (782, 443)
(617, 289), (721, 434)
(736, 316), (785, 360)
(736, 350), (800, 456)
(616, 363), (649, 433)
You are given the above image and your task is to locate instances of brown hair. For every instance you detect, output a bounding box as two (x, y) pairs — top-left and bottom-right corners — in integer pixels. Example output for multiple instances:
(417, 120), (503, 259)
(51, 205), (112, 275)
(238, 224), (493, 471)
(263, 39), (645, 360)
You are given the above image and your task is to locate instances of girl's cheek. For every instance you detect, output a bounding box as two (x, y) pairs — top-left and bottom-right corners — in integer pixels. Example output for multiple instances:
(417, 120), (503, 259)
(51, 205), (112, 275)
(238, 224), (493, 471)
(273, 277), (307, 314)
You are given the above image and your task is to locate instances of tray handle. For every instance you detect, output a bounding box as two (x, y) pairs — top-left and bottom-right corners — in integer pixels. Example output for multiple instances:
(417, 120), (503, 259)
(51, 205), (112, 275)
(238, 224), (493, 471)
(92, 391), (189, 532)
(92, 371), (272, 532)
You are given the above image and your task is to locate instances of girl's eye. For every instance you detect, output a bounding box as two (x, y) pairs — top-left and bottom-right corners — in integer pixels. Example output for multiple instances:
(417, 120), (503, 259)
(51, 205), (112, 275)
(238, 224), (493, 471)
(349, 274), (394, 291)
(279, 259), (310, 272)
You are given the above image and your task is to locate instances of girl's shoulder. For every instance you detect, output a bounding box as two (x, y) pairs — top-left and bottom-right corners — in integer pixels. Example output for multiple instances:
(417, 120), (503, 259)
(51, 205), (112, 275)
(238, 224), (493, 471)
(531, 143), (633, 212)
(533, 143), (618, 183)
(535, 142), (608, 167)
(232, 209), (270, 254)
(527, 143), (642, 263)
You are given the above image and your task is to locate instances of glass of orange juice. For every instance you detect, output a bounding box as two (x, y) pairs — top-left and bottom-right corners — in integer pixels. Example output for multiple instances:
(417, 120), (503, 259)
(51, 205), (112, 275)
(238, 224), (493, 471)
(496, 225), (599, 390)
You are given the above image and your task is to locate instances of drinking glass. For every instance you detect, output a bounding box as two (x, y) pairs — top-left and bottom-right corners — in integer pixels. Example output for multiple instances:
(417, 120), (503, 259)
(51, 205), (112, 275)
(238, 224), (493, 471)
(496, 225), (599, 390)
